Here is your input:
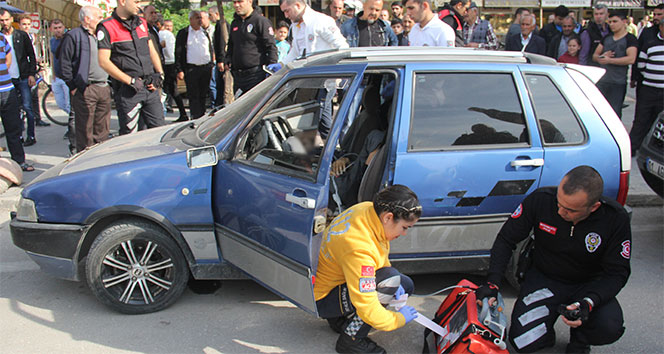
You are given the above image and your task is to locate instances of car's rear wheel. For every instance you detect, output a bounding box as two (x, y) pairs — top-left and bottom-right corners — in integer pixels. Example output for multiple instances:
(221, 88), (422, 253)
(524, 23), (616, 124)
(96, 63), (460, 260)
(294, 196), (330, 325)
(85, 220), (189, 314)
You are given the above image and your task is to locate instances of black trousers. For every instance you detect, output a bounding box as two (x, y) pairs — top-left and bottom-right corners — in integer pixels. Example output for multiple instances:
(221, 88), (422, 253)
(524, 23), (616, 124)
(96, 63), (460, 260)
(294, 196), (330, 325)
(0, 88), (25, 164)
(164, 63), (187, 118)
(232, 66), (266, 97)
(509, 267), (624, 353)
(115, 84), (165, 135)
(630, 84), (664, 154)
(184, 64), (212, 119)
(316, 267), (414, 338)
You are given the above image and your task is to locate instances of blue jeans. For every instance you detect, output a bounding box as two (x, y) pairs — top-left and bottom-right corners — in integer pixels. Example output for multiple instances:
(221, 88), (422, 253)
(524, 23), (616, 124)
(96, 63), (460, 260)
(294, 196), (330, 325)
(51, 77), (70, 114)
(12, 78), (36, 138)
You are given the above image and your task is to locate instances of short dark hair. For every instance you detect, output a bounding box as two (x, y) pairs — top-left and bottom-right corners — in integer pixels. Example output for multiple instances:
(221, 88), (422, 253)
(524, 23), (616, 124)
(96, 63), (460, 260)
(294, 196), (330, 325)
(515, 7), (529, 17)
(450, 0), (470, 6)
(373, 185), (422, 222)
(277, 20), (289, 29)
(567, 34), (581, 46)
(561, 166), (604, 206)
(17, 14), (31, 23)
(391, 18), (403, 26)
(608, 11), (627, 20)
(0, 8), (11, 17)
(656, 4), (664, 10)
(554, 5), (569, 18)
(391, 1), (403, 8)
(403, 0), (430, 7)
(50, 18), (64, 26)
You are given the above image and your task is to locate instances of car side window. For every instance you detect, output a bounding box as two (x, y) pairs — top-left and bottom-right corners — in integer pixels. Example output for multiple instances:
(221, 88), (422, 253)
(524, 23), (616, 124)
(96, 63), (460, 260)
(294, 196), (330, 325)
(235, 76), (351, 180)
(524, 74), (584, 145)
(409, 72), (528, 151)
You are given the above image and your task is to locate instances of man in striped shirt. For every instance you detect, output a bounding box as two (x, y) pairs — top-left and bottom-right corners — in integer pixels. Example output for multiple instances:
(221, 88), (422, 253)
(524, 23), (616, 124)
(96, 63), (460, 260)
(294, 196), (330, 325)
(0, 33), (30, 171)
(629, 20), (664, 156)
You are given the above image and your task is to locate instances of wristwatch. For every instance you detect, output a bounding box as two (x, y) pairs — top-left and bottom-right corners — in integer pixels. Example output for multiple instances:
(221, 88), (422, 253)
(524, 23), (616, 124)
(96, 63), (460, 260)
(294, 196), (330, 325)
(130, 77), (136, 85)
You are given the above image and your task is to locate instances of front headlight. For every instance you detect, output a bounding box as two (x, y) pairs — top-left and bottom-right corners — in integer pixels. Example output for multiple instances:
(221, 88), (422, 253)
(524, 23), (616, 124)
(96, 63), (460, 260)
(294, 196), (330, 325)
(16, 197), (38, 222)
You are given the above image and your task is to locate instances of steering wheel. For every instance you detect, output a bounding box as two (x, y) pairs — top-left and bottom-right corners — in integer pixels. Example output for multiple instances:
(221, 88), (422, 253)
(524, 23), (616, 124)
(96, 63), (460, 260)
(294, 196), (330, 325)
(276, 116), (295, 139)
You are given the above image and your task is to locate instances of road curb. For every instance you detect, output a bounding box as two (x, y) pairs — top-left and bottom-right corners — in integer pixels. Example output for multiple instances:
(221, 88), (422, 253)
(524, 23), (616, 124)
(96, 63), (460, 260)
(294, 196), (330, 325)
(626, 194), (664, 207)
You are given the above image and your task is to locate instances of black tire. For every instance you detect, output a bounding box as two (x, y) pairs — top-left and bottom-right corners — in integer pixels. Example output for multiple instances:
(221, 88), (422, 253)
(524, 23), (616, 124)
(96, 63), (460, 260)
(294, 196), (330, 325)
(40, 86), (69, 126)
(639, 166), (664, 198)
(85, 220), (190, 314)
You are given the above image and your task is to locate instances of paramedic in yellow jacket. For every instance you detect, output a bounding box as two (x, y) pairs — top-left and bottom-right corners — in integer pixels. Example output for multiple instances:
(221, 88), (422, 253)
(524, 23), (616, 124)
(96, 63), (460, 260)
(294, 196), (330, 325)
(315, 185), (421, 354)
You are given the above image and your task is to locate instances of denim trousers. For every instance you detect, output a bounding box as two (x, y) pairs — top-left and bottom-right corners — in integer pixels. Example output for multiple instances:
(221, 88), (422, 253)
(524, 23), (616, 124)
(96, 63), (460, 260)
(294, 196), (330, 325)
(51, 77), (70, 114)
(12, 78), (35, 138)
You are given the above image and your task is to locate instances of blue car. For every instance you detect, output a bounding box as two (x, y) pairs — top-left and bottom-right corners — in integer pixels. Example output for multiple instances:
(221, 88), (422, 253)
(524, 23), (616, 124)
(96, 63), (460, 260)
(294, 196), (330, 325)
(11, 48), (631, 314)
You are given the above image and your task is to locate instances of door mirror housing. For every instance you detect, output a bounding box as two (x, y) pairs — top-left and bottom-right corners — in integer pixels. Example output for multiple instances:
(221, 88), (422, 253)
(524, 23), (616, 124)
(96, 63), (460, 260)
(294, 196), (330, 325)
(186, 146), (218, 169)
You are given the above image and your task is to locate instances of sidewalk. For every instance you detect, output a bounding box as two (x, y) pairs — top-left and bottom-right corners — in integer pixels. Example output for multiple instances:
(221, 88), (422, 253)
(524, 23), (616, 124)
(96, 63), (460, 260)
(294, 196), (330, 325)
(0, 89), (661, 211)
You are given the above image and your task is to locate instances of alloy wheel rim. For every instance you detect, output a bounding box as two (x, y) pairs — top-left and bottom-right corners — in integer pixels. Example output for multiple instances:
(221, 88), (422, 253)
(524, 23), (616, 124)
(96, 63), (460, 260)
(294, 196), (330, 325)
(100, 239), (175, 305)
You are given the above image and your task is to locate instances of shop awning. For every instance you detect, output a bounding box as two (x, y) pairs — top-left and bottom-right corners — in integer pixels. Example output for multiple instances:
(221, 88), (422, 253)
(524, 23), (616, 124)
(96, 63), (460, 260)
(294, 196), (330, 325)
(483, 0), (540, 7)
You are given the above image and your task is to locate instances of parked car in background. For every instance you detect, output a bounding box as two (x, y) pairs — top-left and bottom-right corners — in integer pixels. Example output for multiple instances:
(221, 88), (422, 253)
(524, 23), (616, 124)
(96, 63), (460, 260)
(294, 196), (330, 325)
(11, 48), (631, 314)
(636, 112), (664, 197)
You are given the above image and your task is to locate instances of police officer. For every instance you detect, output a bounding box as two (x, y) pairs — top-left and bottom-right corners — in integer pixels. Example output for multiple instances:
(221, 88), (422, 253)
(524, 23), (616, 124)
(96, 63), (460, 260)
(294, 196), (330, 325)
(477, 166), (630, 353)
(316, 185), (420, 353)
(225, 0), (277, 96)
(97, 0), (165, 135)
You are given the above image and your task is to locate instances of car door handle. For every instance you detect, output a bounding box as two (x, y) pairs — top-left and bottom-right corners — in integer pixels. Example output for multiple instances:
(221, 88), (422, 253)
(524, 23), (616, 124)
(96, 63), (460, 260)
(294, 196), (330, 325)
(285, 193), (316, 209)
(511, 158), (544, 167)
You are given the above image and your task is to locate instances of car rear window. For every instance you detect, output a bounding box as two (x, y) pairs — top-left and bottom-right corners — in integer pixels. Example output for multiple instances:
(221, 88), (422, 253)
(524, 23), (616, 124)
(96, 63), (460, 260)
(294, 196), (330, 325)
(524, 74), (585, 145)
(409, 72), (528, 151)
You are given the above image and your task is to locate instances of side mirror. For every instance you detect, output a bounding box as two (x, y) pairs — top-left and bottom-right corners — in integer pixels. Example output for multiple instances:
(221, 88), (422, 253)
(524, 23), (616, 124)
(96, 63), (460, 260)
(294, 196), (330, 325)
(186, 146), (218, 169)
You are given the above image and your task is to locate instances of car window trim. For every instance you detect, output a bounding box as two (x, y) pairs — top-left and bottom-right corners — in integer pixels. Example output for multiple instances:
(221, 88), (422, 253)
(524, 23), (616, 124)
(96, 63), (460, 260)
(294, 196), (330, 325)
(520, 71), (589, 147)
(231, 73), (358, 183)
(407, 69), (532, 153)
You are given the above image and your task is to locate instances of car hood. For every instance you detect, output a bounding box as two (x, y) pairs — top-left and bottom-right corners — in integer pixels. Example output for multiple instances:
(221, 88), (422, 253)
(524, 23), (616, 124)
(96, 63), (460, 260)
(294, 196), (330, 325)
(61, 124), (180, 175)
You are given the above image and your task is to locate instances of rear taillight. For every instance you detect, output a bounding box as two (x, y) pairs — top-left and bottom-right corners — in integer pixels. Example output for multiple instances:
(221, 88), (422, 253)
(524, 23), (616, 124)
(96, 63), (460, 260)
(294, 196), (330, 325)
(617, 171), (629, 205)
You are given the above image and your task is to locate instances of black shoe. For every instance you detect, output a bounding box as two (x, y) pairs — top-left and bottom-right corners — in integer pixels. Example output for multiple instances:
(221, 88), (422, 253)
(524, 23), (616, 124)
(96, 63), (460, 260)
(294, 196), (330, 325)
(335, 333), (386, 354)
(23, 136), (36, 146)
(68, 144), (77, 156)
(166, 107), (174, 113)
(566, 342), (591, 354)
(327, 317), (345, 334)
(174, 115), (189, 122)
(36, 120), (50, 127)
(63, 131), (70, 140)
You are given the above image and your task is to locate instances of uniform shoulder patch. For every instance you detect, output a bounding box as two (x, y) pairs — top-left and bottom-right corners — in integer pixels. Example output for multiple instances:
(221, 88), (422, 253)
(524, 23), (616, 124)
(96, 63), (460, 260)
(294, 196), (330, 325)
(359, 278), (376, 293)
(620, 240), (630, 259)
(361, 266), (375, 276)
(268, 26), (274, 36)
(511, 204), (522, 218)
(97, 30), (105, 41)
(585, 232), (601, 253)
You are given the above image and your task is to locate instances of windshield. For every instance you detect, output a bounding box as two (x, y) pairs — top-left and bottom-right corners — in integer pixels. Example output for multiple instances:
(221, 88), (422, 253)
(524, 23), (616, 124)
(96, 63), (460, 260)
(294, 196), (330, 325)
(198, 71), (285, 144)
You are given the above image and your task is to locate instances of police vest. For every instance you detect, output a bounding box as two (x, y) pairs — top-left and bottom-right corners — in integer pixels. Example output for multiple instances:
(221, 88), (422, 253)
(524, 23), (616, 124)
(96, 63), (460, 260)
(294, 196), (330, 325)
(99, 14), (153, 78)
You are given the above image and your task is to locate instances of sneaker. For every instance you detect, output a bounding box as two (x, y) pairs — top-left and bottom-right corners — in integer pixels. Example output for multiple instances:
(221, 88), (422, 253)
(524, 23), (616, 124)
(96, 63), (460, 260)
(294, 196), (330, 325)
(327, 317), (345, 334)
(566, 342), (591, 354)
(335, 333), (386, 354)
(36, 120), (50, 127)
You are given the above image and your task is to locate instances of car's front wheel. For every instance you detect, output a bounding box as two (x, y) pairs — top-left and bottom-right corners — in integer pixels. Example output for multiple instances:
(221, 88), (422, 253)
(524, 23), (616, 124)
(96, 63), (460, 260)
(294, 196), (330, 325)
(85, 220), (189, 314)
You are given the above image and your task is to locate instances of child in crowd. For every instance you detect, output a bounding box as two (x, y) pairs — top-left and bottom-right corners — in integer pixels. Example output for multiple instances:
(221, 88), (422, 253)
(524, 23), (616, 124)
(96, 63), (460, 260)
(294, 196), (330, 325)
(557, 36), (580, 64)
(275, 21), (290, 63)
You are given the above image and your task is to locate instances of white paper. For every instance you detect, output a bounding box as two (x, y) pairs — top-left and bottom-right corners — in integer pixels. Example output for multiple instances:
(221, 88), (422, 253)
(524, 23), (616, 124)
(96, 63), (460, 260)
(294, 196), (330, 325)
(415, 312), (449, 338)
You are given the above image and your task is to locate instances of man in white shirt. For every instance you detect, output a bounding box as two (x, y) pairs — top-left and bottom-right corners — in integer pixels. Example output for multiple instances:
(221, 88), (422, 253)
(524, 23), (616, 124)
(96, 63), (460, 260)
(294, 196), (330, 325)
(159, 20), (186, 121)
(175, 10), (214, 120)
(405, 0), (455, 47)
(279, 0), (349, 65)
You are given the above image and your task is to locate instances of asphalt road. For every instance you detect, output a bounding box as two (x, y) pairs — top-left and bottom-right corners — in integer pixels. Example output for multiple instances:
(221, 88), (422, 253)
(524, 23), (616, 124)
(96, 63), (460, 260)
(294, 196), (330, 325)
(0, 206), (661, 353)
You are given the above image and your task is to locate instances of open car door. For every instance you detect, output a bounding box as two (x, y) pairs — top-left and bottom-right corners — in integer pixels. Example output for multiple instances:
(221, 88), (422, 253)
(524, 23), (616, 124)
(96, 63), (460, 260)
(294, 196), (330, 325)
(213, 64), (368, 314)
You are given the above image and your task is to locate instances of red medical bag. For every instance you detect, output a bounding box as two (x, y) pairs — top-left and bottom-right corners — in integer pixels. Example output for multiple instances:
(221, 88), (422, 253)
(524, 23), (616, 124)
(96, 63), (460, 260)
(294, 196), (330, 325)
(423, 279), (509, 354)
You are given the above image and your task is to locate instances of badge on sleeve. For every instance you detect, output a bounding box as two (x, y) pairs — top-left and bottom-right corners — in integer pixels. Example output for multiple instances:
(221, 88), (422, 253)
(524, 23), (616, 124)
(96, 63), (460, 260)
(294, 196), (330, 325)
(585, 232), (601, 253)
(247, 24), (254, 33)
(97, 30), (105, 41)
(361, 266), (375, 276)
(620, 240), (630, 259)
(511, 204), (522, 218)
(359, 278), (376, 293)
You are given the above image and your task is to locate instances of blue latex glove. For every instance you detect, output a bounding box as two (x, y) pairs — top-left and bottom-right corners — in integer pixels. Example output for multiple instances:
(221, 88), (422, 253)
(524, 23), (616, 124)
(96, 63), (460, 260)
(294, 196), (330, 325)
(398, 305), (418, 324)
(395, 285), (405, 300)
(266, 63), (282, 72)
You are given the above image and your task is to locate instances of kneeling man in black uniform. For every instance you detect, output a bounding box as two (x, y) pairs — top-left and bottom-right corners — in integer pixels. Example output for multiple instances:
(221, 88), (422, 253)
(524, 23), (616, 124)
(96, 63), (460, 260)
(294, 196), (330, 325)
(477, 165), (630, 353)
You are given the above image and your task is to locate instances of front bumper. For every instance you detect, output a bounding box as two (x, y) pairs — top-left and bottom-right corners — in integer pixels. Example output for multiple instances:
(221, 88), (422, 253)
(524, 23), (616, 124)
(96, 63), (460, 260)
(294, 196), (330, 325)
(10, 215), (87, 281)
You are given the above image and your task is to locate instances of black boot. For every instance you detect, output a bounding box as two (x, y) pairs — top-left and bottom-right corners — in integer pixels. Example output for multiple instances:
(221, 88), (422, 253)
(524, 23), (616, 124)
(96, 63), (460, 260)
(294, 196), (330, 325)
(335, 333), (386, 354)
(327, 317), (345, 334)
(566, 341), (591, 354)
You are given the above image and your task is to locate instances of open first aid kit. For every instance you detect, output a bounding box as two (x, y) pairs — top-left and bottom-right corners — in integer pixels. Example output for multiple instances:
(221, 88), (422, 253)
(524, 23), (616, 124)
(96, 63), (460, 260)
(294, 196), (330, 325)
(419, 279), (509, 354)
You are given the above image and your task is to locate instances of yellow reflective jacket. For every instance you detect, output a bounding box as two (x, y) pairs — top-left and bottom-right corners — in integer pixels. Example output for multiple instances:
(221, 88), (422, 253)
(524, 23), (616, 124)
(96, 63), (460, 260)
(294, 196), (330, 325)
(314, 202), (406, 331)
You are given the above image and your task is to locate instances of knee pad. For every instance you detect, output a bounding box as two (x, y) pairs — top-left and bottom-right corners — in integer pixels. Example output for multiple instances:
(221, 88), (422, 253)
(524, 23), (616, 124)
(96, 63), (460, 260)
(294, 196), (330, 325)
(375, 267), (401, 305)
